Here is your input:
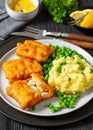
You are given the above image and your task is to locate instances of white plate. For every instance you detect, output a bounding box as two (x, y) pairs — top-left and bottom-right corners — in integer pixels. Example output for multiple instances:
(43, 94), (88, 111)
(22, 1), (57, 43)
(0, 39), (93, 117)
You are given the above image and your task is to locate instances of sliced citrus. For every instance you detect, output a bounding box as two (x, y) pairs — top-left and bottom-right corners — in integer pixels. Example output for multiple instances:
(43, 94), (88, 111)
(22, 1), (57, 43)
(80, 10), (93, 28)
(69, 11), (85, 20)
(82, 9), (92, 14)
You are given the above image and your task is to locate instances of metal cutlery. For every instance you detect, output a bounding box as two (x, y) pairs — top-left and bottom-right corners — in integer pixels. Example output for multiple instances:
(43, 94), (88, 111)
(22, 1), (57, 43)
(25, 26), (93, 43)
(68, 14), (87, 26)
(11, 29), (93, 49)
(11, 31), (53, 40)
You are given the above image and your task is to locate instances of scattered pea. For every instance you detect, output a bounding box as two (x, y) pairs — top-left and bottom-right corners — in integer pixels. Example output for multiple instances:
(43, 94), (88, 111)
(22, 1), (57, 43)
(46, 92), (81, 113)
(32, 106), (36, 111)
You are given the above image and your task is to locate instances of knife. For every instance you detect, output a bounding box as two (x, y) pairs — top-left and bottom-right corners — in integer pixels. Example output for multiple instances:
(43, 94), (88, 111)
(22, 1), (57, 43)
(11, 31), (93, 49)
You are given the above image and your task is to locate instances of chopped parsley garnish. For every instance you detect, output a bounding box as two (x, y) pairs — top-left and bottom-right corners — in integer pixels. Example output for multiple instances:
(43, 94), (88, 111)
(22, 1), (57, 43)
(90, 68), (93, 72)
(76, 61), (85, 70)
(56, 61), (67, 73)
(42, 0), (78, 23)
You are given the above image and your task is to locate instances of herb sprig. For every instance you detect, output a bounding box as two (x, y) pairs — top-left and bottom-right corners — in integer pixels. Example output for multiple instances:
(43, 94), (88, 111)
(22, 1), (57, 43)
(42, 0), (78, 23)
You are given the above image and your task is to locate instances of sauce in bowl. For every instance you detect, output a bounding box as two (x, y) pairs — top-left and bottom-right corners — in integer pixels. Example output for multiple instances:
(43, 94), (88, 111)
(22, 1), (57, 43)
(9, 0), (36, 12)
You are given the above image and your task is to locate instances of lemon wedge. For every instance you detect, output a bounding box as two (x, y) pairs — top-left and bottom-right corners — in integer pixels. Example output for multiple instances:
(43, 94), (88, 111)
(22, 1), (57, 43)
(69, 9), (92, 21)
(82, 9), (92, 14)
(80, 10), (93, 28)
(69, 11), (85, 20)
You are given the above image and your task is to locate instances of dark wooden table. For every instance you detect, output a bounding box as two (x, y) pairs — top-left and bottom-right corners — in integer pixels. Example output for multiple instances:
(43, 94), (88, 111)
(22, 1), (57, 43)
(0, 0), (93, 129)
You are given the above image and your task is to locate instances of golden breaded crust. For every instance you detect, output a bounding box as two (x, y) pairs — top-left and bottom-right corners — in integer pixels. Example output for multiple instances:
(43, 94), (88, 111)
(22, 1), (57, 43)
(6, 73), (54, 110)
(6, 80), (42, 110)
(2, 58), (43, 84)
(16, 40), (54, 62)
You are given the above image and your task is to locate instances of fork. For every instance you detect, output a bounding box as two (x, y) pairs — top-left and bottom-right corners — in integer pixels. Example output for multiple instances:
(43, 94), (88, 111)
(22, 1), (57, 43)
(24, 26), (93, 43)
(68, 14), (87, 26)
(25, 26), (61, 37)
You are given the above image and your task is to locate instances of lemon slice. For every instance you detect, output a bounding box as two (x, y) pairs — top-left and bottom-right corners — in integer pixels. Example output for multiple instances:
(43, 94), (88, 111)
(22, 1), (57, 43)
(80, 10), (93, 28)
(69, 9), (92, 20)
(82, 9), (92, 14)
(69, 11), (85, 20)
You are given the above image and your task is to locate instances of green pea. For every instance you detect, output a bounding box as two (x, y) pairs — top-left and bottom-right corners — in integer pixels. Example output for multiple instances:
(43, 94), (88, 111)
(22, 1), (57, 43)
(63, 99), (68, 104)
(90, 68), (93, 72)
(55, 106), (62, 111)
(67, 96), (72, 101)
(76, 93), (81, 98)
(32, 106), (36, 111)
(58, 99), (63, 104)
(69, 104), (74, 108)
(57, 104), (63, 109)
(47, 103), (54, 109)
(46, 102), (51, 107)
(48, 67), (51, 71)
(55, 45), (59, 50)
(72, 95), (78, 100)
(65, 101), (69, 107)
(62, 93), (67, 98)
(50, 107), (56, 113)
(70, 100), (75, 105)
(61, 102), (65, 107)
(44, 70), (48, 75)
(71, 97), (77, 102)
(55, 56), (59, 60)
(44, 75), (49, 81)
(60, 96), (65, 101)
(49, 62), (53, 67)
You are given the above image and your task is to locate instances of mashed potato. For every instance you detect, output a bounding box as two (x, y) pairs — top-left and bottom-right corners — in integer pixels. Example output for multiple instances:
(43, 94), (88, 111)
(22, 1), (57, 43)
(48, 55), (93, 94)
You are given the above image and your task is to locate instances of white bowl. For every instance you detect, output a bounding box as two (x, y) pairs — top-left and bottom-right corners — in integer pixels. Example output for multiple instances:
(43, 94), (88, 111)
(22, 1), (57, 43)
(5, 0), (39, 21)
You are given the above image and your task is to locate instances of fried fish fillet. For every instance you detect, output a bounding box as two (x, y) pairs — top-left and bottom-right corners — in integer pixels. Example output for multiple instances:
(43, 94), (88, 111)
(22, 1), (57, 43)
(6, 80), (42, 110)
(16, 40), (54, 62)
(27, 73), (54, 99)
(2, 58), (43, 84)
(6, 73), (54, 110)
